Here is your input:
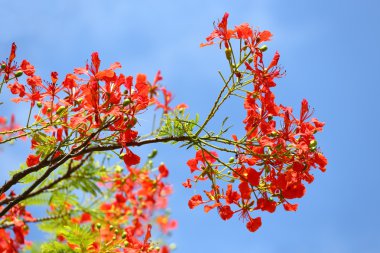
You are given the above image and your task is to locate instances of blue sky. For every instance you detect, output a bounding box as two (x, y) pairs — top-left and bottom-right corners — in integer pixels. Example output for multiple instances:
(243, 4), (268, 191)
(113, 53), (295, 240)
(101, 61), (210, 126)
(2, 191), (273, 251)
(1, 1), (380, 252)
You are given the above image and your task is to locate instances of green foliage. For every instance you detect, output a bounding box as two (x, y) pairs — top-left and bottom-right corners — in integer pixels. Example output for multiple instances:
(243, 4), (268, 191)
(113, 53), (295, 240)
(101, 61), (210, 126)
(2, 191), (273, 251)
(21, 167), (49, 184)
(32, 132), (56, 157)
(158, 110), (199, 140)
(60, 224), (96, 251)
(34, 225), (96, 253)
(21, 193), (50, 206)
(24, 241), (75, 253)
(67, 158), (102, 197)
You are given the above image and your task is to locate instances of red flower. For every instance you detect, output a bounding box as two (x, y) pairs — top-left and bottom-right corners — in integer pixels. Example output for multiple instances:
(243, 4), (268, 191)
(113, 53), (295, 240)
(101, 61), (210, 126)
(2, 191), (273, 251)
(201, 12), (235, 48)
(123, 149), (140, 167)
(246, 217), (262, 232)
(255, 198), (276, 213)
(62, 74), (78, 89)
(188, 195), (203, 209)
(80, 212), (92, 223)
(26, 154), (40, 167)
(238, 181), (251, 200)
(13, 226), (25, 244)
(257, 30), (273, 43)
(234, 23), (253, 39)
(154, 87), (173, 113)
(186, 150), (218, 173)
(115, 193), (127, 204)
(225, 184), (240, 204)
(247, 168), (260, 186)
(313, 152), (328, 172)
(20, 60), (35, 76)
(218, 205), (234, 220)
(158, 163), (169, 178)
(282, 182), (306, 199)
(8, 82), (25, 97)
(3, 43), (17, 81)
(283, 202), (298, 212)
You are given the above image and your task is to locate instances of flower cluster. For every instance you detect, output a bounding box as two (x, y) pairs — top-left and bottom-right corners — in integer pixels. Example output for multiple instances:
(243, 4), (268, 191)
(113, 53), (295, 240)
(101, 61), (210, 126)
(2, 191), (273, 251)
(0, 193), (35, 253)
(52, 162), (175, 253)
(0, 44), (179, 252)
(185, 13), (327, 232)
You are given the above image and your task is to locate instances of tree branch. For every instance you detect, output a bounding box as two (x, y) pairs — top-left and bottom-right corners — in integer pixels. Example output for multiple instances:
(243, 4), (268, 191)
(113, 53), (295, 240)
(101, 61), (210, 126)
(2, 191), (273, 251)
(0, 134), (194, 217)
(0, 213), (70, 229)
(0, 154), (91, 206)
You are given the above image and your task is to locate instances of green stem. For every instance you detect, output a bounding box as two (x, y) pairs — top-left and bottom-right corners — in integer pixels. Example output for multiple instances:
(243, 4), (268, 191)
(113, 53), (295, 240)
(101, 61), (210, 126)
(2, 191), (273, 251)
(26, 103), (33, 127)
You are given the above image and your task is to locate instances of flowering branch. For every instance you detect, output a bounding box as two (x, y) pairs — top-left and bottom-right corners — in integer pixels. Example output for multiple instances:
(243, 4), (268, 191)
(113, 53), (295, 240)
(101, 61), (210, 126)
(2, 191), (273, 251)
(0, 13), (327, 252)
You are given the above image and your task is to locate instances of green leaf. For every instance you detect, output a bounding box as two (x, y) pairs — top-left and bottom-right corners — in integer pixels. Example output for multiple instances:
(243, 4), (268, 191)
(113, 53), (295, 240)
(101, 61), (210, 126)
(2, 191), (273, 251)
(40, 241), (75, 253)
(58, 224), (96, 251)
(21, 193), (51, 206)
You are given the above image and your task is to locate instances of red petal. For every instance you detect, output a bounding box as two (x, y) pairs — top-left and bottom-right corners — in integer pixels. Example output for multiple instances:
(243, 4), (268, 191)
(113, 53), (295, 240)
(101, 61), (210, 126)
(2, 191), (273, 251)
(246, 217), (262, 232)
(123, 149), (140, 166)
(267, 51), (280, 70)
(26, 154), (40, 167)
(283, 202), (298, 211)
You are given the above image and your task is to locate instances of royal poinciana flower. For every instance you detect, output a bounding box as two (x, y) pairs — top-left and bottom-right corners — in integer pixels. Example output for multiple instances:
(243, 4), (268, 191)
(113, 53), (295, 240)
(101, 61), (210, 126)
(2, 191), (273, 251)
(185, 12), (327, 232)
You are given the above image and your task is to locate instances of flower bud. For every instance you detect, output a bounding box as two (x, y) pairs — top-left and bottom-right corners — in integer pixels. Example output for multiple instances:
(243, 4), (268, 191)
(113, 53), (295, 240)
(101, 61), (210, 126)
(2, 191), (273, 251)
(124, 241), (129, 247)
(96, 223), (101, 229)
(114, 229), (119, 234)
(36, 101), (43, 108)
(109, 225), (114, 231)
(121, 231), (127, 239)
(15, 70), (23, 77)
(225, 48), (232, 61)
(123, 98), (131, 106)
(56, 106), (66, 115)
(229, 157), (234, 163)
(247, 57), (253, 64)
(75, 98), (83, 105)
(309, 140), (317, 151)
(127, 118), (137, 128)
(148, 149), (158, 159)
(268, 131), (278, 137)
(1, 63), (6, 69)
(259, 45), (268, 52)
(115, 166), (123, 173)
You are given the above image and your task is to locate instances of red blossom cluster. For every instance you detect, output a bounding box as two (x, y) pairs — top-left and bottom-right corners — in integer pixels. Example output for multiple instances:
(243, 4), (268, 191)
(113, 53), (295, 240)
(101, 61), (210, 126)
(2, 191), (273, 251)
(185, 13), (327, 232)
(0, 43), (179, 252)
(1, 43), (179, 169)
(51, 163), (175, 253)
(0, 193), (35, 253)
